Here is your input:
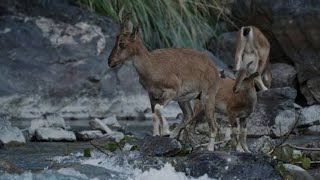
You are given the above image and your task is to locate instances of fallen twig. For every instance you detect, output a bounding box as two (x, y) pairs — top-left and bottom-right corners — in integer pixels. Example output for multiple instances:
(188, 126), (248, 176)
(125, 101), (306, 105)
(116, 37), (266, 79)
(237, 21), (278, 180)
(283, 144), (320, 151)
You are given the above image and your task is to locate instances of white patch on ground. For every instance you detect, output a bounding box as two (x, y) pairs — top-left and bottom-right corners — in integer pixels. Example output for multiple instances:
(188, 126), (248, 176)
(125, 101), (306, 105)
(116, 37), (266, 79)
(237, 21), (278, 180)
(57, 168), (88, 179)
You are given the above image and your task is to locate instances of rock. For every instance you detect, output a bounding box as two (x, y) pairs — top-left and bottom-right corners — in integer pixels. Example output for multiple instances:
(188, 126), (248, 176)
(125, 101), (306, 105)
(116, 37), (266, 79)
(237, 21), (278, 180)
(0, 160), (24, 174)
(282, 164), (314, 180)
(29, 113), (67, 136)
(102, 115), (121, 128)
(35, 127), (76, 142)
(179, 151), (281, 179)
(0, 0), (182, 120)
(299, 105), (320, 132)
(247, 87), (297, 137)
(140, 136), (182, 157)
(250, 136), (276, 154)
(103, 131), (125, 143)
(206, 32), (237, 67)
(271, 63), (297, 88)
(0, 115), (26, 147)
(229, 0), (320, 105)
(76, 130), (104, 141)
(89, 118), (113, 134)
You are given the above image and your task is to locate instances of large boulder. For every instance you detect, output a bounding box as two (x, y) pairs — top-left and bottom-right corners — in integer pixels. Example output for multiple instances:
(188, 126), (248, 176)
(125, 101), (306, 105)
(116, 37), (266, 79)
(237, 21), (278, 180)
(229, 0), (320, 105)
(0, 115), (26, 147)
(0, 0), (181, 120)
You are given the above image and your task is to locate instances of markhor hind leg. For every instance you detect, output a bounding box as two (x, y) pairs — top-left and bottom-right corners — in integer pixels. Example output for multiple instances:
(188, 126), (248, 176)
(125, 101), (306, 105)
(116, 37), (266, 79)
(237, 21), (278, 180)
(205, 93), (218, 151)
(239, 118), (250, 152)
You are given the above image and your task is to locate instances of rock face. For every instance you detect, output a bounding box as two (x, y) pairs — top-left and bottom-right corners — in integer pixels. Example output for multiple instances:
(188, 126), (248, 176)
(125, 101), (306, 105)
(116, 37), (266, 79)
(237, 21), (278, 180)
(0, 115), (26, 147)
(229, 0), (320, 105)
(179, 151), (281, 179)
(0, 0), (181, 120)
(206, 32), (237, 68)
(270, 63), (297, 88)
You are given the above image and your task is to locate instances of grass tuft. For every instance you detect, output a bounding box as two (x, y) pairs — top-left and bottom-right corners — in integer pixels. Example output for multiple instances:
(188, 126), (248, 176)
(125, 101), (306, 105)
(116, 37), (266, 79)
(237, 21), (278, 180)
(77, 0), (233, 50)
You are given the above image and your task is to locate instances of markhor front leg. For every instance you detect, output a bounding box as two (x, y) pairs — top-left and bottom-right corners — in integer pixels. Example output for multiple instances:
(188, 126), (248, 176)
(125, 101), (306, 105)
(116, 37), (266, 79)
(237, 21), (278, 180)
(155, 104), (170, 136)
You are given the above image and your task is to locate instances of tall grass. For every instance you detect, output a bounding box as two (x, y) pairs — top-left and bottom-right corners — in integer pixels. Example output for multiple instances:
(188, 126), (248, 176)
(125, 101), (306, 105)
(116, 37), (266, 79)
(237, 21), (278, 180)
(77, 0), (231, 50)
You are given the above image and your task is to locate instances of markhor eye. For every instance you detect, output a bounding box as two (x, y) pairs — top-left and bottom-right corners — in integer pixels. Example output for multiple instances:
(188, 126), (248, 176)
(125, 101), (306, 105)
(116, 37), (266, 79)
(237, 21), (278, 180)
(119, 42), (126, 49)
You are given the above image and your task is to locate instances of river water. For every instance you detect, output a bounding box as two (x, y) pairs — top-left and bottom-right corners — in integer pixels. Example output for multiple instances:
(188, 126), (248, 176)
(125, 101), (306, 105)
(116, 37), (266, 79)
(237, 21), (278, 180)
(1, 119), (320, 179)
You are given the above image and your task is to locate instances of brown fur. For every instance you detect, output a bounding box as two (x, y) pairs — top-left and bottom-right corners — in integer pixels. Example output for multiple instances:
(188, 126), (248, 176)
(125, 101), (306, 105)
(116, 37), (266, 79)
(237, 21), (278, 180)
(186, 64), (258, 152)
(234, 26), (272, 91)
(108, 10), (220, 151)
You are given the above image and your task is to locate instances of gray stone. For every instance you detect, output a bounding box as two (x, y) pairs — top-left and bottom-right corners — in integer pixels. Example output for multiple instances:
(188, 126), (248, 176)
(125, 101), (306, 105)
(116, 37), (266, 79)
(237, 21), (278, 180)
(0, 115), (26, 146)
(141, 136), (182, 157)
(29, 113), (67, 136)
(102, 115), (121, 128)
(35, 127), (76, 142)
(103, 131), (125, 143)
(299, 105), (320, 132)
(271, 63), (297, 88)
(76, 130), (104, 141)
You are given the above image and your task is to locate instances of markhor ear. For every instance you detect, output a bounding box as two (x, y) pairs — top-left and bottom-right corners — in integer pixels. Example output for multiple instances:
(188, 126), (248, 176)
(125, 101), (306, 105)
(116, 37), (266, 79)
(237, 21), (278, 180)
(130, 25), (140, 41)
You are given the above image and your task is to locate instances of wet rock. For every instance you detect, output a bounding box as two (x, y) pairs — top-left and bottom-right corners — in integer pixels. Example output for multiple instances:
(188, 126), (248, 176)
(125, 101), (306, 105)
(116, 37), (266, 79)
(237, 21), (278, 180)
(103, 132), (125, 143)
(179, 151), (281, 179)
(0, 115), (26, 147)
(102, 115), (121, 128)
(76, 130), (104, 141)
(29, 113), (67, 136)
(271, 63), (297, 88)
(299, 105), (320, 133)
(89, 118), (113, 134)
(0, 160), (24, 174)
(35, 127), (76, 142)
(247, 87), (297, 137)
(140, 136), (182, 157)
(282, 164), (314, 180)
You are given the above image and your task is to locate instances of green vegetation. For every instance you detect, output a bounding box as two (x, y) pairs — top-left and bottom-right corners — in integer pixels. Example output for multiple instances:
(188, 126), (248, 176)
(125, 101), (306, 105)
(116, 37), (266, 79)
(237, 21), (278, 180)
(77, 0), (232, 50)
(83, 148), (92, 157)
